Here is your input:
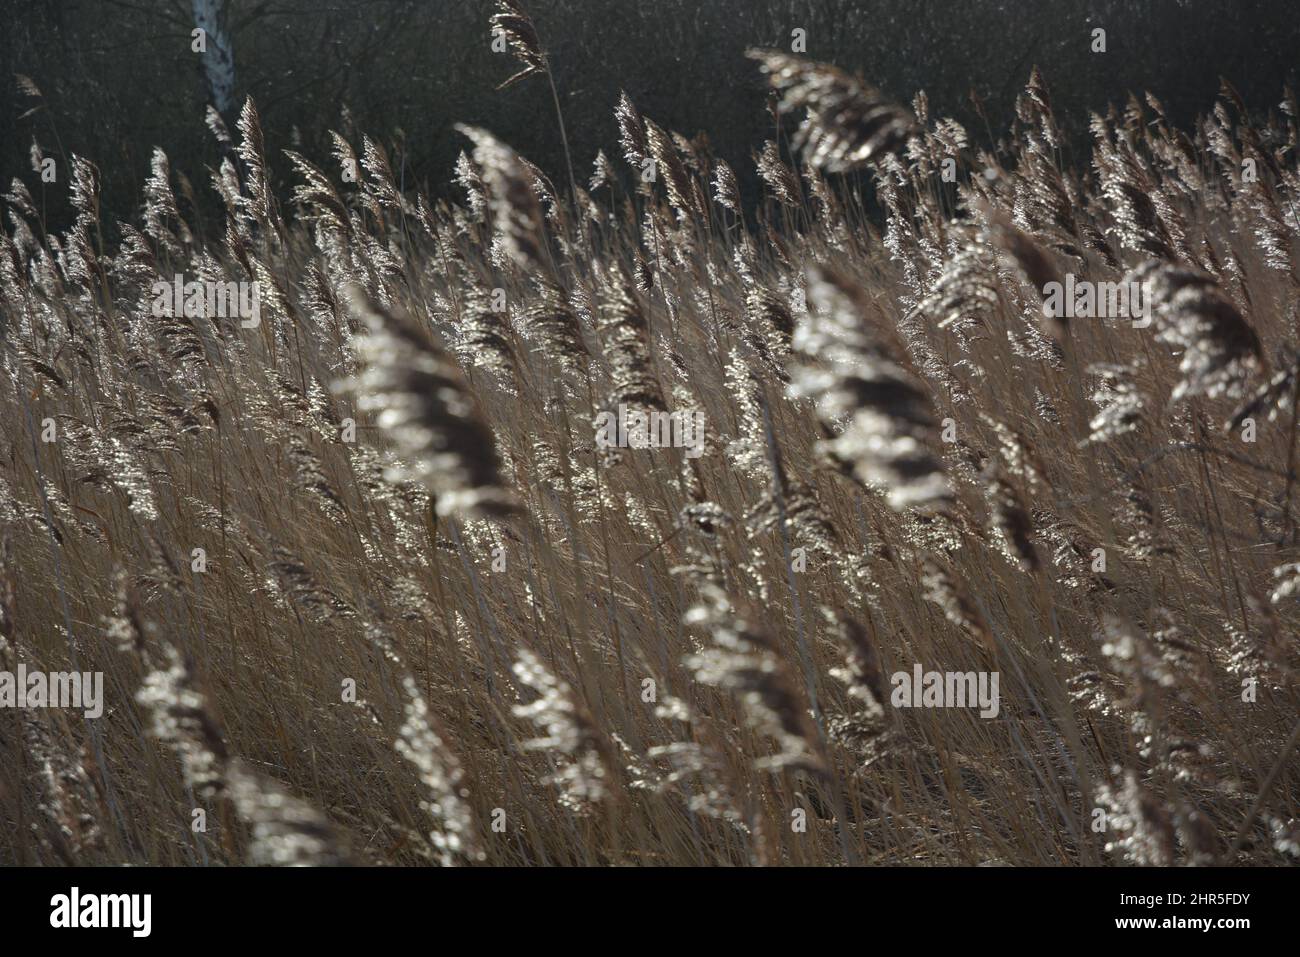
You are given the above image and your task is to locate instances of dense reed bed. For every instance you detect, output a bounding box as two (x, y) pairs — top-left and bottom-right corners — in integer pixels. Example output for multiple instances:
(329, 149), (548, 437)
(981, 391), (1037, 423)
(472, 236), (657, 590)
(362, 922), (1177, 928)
(1, 5), (1297, 865)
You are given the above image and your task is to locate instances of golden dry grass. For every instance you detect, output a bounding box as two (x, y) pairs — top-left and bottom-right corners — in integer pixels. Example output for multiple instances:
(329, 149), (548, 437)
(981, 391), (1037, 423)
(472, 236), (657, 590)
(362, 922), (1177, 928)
(1, 52), (1297, 866)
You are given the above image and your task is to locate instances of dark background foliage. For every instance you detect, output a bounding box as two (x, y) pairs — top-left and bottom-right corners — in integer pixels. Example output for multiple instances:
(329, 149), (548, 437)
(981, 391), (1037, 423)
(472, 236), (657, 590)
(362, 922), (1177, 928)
(4, 0), (1299, 229)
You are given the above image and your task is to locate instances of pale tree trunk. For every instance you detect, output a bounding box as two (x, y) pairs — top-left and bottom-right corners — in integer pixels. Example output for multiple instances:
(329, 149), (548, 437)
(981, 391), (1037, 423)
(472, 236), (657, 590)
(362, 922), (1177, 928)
(193, 0), (235, 116)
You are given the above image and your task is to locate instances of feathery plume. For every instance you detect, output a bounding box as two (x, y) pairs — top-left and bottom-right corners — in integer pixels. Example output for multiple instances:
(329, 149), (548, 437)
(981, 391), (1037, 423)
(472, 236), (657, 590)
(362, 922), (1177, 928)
(456, 125), (549, 276)
(598, 261), (664, 411)
(921, 556), (994, 650)
(790, 265), (952, 511)
(748, 49), (917, 171)
(984, 464), (1039, 573)
(512, 648), (613, 812)
(1127, 261), (1261, 401)
(713, 160), (741, 212)
(339, 287), (519, 518)
(615, 92), (649, 168)
(755, 141), (800, 206)
(685, 583), (826, 774)
(226, 761), (352, 866)
(824, 609), (886, 716)
(366, 621), (483, 864)
(489, 0), (547, 90)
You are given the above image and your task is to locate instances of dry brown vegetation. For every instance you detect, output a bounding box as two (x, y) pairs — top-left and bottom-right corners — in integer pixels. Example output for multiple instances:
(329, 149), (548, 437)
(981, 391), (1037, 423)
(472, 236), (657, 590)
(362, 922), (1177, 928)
(1, 10), (1298, 866)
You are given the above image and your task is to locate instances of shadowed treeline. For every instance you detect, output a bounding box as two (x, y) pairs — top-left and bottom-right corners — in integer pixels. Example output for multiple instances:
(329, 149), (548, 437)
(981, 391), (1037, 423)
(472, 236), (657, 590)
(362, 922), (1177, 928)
(5, 0), (1300, 228)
